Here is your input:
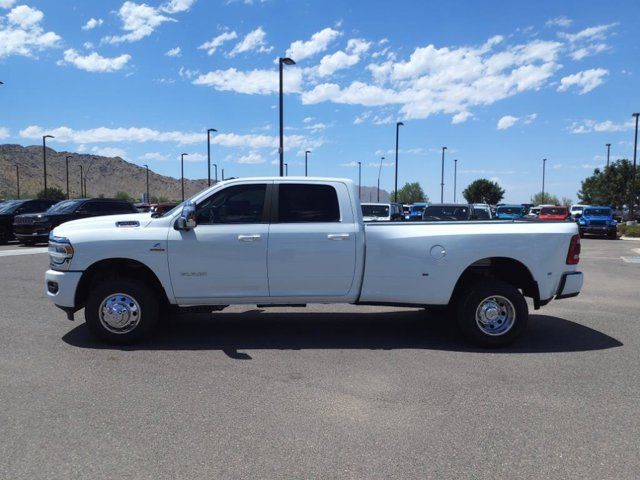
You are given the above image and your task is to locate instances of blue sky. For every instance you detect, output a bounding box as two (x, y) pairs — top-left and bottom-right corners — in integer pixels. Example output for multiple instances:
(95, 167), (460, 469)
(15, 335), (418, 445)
(1, 0), (639, 202)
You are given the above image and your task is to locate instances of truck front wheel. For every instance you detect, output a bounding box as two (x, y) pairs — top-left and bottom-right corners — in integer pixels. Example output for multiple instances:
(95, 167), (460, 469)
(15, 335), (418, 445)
(85, 278), (159, 344)
(456, 280), (528, 348)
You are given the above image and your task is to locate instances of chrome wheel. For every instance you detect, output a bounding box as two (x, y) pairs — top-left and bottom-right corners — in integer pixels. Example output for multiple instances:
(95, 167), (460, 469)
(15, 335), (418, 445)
(475, 295), (516, 336)
(99, 293), (142, 334)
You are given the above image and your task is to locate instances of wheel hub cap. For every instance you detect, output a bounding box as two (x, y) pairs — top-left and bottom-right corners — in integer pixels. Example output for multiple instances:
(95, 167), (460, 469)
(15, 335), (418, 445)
(99, 294), (141, 334)
(476, 295), (516, 336)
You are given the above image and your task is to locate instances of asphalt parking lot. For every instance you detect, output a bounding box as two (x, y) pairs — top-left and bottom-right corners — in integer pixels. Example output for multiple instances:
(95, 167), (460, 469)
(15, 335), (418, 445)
(0, 238), (639, 479)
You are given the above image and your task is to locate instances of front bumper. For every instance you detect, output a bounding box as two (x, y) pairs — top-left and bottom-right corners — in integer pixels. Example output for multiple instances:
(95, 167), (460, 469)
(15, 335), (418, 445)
(555, 272), (583, 299)
(45, 269), (83, 309)
(579, 225), (616, 234)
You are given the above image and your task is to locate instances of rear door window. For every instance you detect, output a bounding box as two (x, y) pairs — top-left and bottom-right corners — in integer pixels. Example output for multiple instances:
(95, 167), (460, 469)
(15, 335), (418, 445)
(277, 184), (340, 223)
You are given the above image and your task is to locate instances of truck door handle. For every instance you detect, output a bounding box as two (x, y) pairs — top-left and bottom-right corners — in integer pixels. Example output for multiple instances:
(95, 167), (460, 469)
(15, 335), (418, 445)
(327, 233), (350, 240)
(238, 234), (261, 242)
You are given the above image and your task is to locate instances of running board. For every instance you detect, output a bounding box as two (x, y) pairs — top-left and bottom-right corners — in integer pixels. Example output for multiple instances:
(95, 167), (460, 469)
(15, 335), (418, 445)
(257, 304), (307, 308)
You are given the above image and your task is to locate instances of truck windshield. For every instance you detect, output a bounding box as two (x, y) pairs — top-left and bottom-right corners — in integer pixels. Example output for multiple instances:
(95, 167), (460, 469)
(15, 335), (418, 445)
(423, 205), (470, 220)
(584, 208), (610, 216)
(47, 200), (83, 213)
(541, 207), (567, 215)
(362, 205), (389, 217)
(0, 200), (22, 213)
(410, 205), (426, 215)
(498, 207), (522, 215)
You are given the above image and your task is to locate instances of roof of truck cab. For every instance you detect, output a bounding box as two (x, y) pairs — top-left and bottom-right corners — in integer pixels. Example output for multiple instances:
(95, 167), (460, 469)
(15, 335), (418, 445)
(217, 176), (354, 184)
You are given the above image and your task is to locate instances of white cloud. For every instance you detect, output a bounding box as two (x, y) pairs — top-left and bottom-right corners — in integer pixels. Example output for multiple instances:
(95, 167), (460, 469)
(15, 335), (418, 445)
(102, 1), (174, 44)
(178, 66), (199, 78)
(81, 18), (103, 30)
(59, 49), (131, 72)
(237, 151), (265, 164)
(559, 23), (617, 43)
(285, 27), (341, 61)
(452, 111), (473, 124)
(313, 39), (370, 77)
(546, 16), (573, 28)
(569, 119), (635, 134)
(19, 125), (323, 151)
(302, 81), (403, 106)
(557, 68), (608, 94)
(165, 46), (181, 57)
(497, 113), (537, 130)
(91, 146), (127, 158)
(139, 152), (168, 161)
(198, 30), (237, 55)
(228, 26), (272, 57)
(161, 0), (196, 13)
(0, 5), (60, 58)
(193, 67), (302, 94)
(0, 0), (16, 8)
(0, 127), (9, 139)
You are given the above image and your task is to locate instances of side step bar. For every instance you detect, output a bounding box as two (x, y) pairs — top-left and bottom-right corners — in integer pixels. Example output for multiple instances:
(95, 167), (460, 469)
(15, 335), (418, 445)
(257, 304), (307, 308)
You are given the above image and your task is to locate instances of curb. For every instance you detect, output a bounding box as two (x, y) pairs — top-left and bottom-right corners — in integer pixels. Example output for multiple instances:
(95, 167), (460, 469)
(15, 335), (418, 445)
(620, 236), (640, 241)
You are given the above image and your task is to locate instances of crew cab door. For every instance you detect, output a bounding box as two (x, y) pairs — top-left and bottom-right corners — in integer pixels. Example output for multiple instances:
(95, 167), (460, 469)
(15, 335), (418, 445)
(267, 182), (358, 298)
(167, 182), (271, 302)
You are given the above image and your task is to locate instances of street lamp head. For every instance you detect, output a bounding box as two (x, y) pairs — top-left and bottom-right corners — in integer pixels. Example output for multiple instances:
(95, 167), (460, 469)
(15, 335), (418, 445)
(396, 121), (404, 127)
(43, 135), (54, 139)
(280, 57), (296, 65)
(606, 143), (611, 147)
(442, 146), (447, 151)
(143, 164), (148, 169)
(632, 112), (640, 118)
(181, 153), (188, 157)
(305, 150), (311, 154)
(207, 128), (217, 133)
(66, 155), (72, 160)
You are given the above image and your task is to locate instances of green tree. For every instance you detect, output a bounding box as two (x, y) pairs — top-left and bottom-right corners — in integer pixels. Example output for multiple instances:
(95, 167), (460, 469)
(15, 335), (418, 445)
(531, 192), (560, 205)
(37, 187), (66, 201)
(577, 159), (640, 208)
(114, 191), (134, 202)
(561, 197), (573, 207)
(390, 182), (427, 203)
(462, 179), (505, 204)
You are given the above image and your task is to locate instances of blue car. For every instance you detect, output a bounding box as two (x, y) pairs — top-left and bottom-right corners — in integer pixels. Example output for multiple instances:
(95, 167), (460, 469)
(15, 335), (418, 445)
(495, 204), (526, 220)
(408, 203), (428, 221)
(578, 206), (617, 239)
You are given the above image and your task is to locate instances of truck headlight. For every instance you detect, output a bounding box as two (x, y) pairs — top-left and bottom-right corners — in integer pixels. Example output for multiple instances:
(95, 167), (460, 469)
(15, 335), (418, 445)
(578, 218), (586, 225)
(49, 235), (74, 271)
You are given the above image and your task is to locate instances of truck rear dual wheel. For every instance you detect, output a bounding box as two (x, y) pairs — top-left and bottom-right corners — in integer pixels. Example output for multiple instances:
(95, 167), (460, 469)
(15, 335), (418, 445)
(85, 278), (159, 344)
(456, 280), (528, 348)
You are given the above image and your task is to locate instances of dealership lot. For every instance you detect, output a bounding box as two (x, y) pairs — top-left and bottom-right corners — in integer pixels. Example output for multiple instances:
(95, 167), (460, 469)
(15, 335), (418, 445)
(0, 239), (639, 479)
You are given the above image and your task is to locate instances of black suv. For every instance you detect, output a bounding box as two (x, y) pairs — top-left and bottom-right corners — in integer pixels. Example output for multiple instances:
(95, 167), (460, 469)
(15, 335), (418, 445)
(0, 199), (59, 243)
(13, 198), (137, 245)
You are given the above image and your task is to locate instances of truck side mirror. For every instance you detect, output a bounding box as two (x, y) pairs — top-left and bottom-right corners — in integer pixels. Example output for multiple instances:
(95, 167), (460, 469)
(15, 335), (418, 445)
(175, 202), (197, 230)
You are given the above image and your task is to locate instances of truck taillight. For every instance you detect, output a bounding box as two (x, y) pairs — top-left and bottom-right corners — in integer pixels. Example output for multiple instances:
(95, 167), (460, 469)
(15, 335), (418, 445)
(566, 234), (581, 265)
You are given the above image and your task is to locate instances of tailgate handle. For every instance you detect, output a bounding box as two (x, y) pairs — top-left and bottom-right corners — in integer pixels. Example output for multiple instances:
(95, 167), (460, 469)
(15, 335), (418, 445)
(328, 233), (350, 240)
(238, 234), (261, 242)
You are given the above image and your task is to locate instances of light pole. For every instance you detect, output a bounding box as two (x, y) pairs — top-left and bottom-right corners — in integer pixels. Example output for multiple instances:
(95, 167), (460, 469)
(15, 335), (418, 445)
(541, 158), (547, 205)
(377, 156), (384, 202)
(15, 165), (20, 198)
(181, 153), (188, 201)
(279, 57), (296, 177)
(65, 155), (71, 199)
(143, 164), (149, 202)
(631, 113), (639, 221)
(394, 121), (404, 202)
(212, 163), (218, 183)
(42, 135), (54, 192)
(285, 163), (288, 176)
(453, 159), (458, 203)
(305, 150), (310, 176)
(79, 165), (84, 197)
(221, 169), (225, 181)
(606, 143), (611, 168)
(207, 128), (217, 187)
(440, 146), (447, 203)
(357, 161), (362, 200)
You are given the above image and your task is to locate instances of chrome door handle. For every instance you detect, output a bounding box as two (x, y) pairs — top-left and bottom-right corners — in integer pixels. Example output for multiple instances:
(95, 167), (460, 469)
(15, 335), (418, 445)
(238, 234), (261, 242)
(327, 233), (350, 240)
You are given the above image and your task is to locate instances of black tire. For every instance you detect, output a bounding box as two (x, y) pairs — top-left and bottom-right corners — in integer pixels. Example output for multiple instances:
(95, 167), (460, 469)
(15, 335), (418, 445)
(456, 280), (528, 348)
(608, 230), (618, 239)
(85, 277), (159, 344)
(21, 240), (36, 246)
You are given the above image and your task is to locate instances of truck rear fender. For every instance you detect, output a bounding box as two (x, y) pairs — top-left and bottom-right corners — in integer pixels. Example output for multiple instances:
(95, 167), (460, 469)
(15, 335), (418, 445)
(449, 257), (541, 309)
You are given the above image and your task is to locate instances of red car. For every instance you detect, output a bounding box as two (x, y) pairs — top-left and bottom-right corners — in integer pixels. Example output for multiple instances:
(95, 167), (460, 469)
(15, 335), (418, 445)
(538, 206), (569, 221)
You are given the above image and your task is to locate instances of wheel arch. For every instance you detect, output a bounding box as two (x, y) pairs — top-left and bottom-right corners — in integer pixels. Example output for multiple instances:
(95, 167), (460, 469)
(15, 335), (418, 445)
(75, 258), (170, 309)
(449, 256), (541, 309)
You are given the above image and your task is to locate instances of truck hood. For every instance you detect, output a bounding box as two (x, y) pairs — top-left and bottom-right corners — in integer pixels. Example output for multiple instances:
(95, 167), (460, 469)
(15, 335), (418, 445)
(583, 215), (612, 222)
(52, 212), (153, 235)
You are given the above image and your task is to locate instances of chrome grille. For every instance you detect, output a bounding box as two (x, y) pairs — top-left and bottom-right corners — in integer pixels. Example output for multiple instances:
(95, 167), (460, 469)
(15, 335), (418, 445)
(14, 216), (35, 225)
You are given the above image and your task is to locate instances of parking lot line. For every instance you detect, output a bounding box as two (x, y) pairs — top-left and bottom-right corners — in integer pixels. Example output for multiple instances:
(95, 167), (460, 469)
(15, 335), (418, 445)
(0, 247), (48, 257)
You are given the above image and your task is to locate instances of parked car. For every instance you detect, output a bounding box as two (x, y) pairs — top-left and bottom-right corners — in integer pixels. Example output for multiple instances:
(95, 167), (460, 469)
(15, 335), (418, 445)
(134, 203), (152, 213)
(45, 177), (583, 348)
(13, 198), (137, 245)
(0, 199), (59, 243)
(569, 204), (589, 220)
(422, 204), (472, 221)
(578, 206), (618, 239)
(150, 203), (179, 217)
(361, 202), (404, 221)
(496, 204), (526, 220)
(402, 204), (412, 220)
(472, 204), (493, 219)
(408, 202), (428, 220)
(538, 206), (570, 221)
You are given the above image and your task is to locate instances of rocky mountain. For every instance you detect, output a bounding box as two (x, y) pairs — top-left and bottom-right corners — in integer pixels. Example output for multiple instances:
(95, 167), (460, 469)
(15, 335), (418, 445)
(0, 144), (390, 203)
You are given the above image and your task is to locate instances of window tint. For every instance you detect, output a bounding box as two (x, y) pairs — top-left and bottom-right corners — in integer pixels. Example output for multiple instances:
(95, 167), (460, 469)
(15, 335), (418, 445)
(23, 202), (44, 213)
(197, 184), (267, 224)
(474, 208), (491, 219)
(79, 202), (102, 213)
(109, 202), (134, 213)
(278, 184), (340, 223)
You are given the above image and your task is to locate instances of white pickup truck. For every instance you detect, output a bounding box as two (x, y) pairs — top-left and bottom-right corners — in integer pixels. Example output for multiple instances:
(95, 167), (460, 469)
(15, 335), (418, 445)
(45, 177), (583, 347)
